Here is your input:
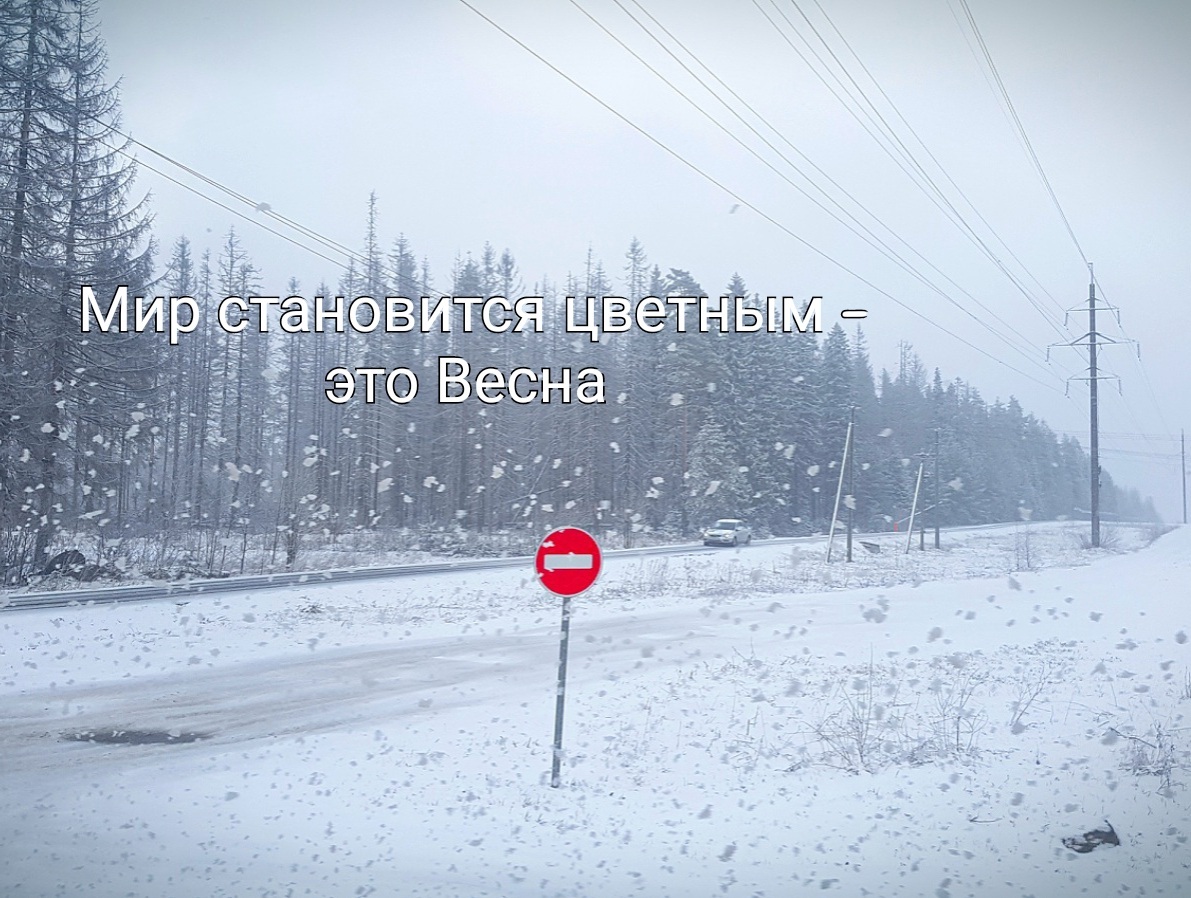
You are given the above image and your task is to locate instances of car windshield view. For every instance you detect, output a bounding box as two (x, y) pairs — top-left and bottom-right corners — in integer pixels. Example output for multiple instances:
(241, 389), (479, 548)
(713, 520), (737, 529)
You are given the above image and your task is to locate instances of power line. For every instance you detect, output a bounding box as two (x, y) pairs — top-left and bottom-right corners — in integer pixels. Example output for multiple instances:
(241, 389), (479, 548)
(953, 0), (1088, 267)
(0, 58), (438, 297)
(943, 5), (1181, 527)
(456, 0), (1063, 392)
(628, 0), (1075, 377)
(753, 0), (1071, 342)
(1096, 448), (1181, 461)
(1091, 274), (1174, 442)
(801, 0), (1067, 321)
(1054, 430), (1181, 442)
(106, 140), (353, 272)
(569, 0), (1064, 382)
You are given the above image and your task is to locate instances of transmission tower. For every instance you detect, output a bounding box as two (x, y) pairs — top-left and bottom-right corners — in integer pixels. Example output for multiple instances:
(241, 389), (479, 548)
(1049, 264), (1137, 547)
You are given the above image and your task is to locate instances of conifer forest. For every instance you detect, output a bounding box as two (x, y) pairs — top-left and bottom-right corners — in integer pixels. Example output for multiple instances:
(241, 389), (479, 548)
(0, 0), (1157, 586)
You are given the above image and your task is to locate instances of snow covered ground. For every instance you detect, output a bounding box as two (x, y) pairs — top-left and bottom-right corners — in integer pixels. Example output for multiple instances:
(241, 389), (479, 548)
(1, 521), (1188, 897)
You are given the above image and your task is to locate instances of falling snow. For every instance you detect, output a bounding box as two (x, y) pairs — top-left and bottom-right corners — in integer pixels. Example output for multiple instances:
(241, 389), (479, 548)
(1, 522), (1187, 896)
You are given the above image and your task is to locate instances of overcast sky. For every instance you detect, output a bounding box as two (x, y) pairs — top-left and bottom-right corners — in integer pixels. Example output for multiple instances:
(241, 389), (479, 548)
(96, 0), (1191, 520)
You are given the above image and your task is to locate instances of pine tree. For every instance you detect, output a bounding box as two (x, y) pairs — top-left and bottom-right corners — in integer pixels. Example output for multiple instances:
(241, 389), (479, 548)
(685, 417), (749, 525)
(814, 324), (855, 528)
(615, 239), (653, 539)
(651, 268), (712, 530)
(0, 0), (154, 576)
(352, 193), (388, 528)
(715, 275), (774, 526)
(159, 235), (195, 526)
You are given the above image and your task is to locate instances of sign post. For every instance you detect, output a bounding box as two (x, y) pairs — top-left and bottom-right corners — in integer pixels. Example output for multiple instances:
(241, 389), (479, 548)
(535, 526), (601, 788)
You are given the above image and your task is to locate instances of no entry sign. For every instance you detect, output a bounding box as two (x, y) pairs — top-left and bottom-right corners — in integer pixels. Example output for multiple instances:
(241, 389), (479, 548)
(535, 527), (601, 597)
(536, 526), (601, 788)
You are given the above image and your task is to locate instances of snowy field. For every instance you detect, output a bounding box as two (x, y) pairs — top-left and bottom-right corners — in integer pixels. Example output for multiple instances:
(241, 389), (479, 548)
(1, 521), (1188, 897)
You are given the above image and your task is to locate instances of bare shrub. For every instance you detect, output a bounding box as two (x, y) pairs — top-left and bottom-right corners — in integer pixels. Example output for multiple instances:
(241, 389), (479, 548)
(1143, 523), (1176, 546)
(1007, 657), (1064, 734)
(641, 557), (669, 593)
(1110, 723), (1184, 796)
(1076, 524), (1121, 551)
(1013, 522), (1035, 571)
(923, 658), (989, 756)
(796, 653), (988, 773)
(805, 663), (892, 773)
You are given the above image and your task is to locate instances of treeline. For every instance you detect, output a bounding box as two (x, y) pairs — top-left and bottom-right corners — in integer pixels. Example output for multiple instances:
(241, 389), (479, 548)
(0, 1), (1155, 583)
(1, 0), (157, 581)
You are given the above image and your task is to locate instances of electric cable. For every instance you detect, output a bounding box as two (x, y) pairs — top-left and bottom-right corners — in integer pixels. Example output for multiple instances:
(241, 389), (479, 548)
(456, 0), (1064, 392)
(757, 0), (1071, 338)
(571, 0), (1063, 381)
(954, 0), (1088, 267)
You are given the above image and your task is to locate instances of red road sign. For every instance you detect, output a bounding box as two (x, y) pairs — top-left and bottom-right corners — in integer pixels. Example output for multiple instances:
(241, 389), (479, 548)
(535, 527), (602, 597)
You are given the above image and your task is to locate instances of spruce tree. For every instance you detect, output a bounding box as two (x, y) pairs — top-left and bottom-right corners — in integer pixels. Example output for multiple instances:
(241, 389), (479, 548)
(686, 417), (750, 526)
(0, 0), (154, 577)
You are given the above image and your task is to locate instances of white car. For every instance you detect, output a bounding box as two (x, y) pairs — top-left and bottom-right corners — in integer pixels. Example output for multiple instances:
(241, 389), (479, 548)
(702, 519), (752, 547)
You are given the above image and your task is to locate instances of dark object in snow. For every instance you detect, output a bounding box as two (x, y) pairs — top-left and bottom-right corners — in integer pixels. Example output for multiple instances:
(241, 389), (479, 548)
(859, 540), (881, 554)
(1062, 822), (1120, 853)
(75, 562), (104, 582)
(146, 562), (230, 581)
(40, 551), (121, 582)
(42, 549), (86, 576)
(61, 728), (210, 746)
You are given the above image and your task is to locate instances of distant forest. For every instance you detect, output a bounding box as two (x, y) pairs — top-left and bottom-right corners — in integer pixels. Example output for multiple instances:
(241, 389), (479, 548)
(0, 1), (1156, 583)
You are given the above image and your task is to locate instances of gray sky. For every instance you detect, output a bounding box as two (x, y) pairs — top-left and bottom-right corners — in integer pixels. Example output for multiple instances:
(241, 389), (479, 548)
(97, 0), (1191, 520)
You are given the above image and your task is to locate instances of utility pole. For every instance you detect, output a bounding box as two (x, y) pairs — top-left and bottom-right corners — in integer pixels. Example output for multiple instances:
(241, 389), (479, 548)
(846, 406), (855, 563)
(906, 462), (923, 554)
(1182, 429), (1187, 525)
(1049, 263), (1134, 549)
(933, 428), (941, 549)
(912, 450), (928, 550)
(1088, 270), (1100, 547)
(826, 418), (852, 564)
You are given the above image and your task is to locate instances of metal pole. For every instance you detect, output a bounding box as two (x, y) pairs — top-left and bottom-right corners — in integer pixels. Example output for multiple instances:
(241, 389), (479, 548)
(1089, 264), (1101, 548)
(1182, 429), (1187, 525)
(846, 407), (855, 563)
(906, 463), (923, 553)
(933, 428), (941, 549)
(550, 594), (573, 788)
(826, 421), (852, 563)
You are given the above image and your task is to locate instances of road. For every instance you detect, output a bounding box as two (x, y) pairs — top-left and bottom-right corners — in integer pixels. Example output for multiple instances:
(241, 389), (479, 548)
(0, 521), (1028, 613)
(0, 537), (814, 612)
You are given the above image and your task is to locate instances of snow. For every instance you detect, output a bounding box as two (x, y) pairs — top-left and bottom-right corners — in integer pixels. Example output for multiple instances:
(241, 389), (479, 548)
(1, 523), (1188, 897)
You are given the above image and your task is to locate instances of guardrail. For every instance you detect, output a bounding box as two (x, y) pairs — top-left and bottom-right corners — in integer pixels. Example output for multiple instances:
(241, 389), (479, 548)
(0, 539), (782, 613)
(0, 520), (1047, 614)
